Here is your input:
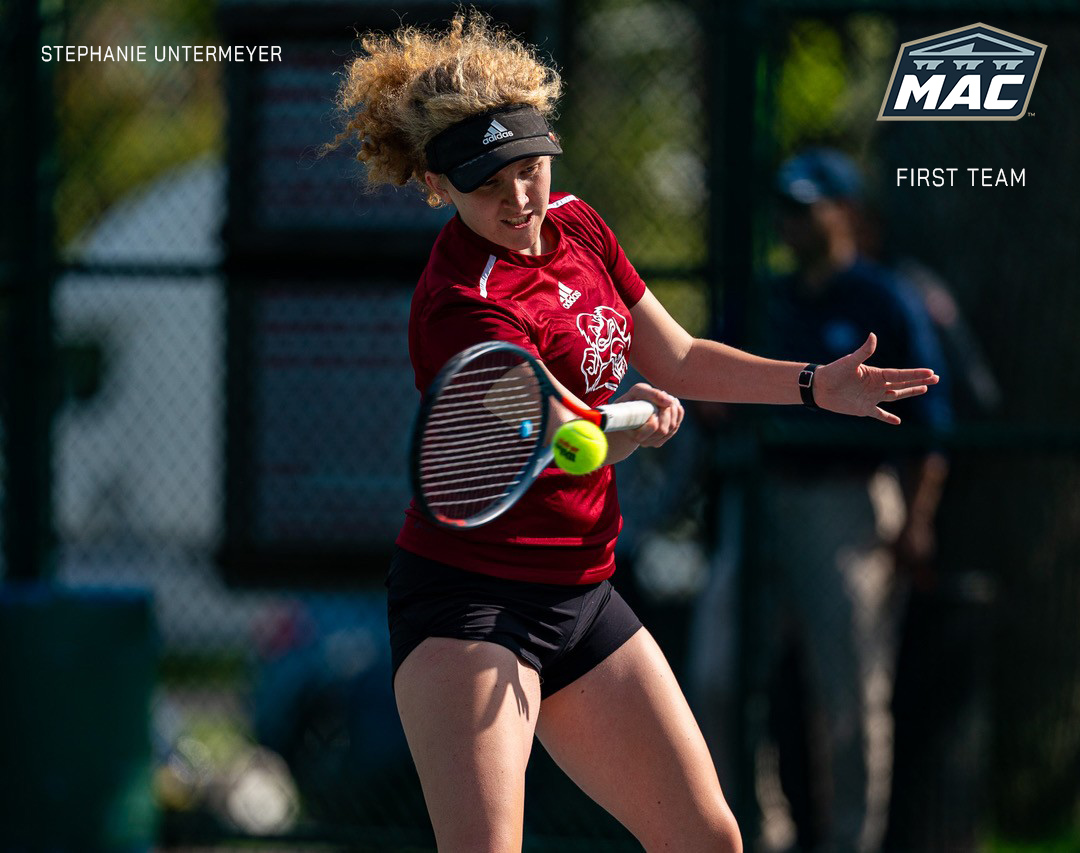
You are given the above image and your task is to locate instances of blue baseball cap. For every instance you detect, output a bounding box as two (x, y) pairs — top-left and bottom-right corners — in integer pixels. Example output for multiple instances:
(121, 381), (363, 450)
(776, 148), (863, 204)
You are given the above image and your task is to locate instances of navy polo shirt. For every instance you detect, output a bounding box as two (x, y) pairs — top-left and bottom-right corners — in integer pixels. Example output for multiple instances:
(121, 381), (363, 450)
(762, 258), (952, 467)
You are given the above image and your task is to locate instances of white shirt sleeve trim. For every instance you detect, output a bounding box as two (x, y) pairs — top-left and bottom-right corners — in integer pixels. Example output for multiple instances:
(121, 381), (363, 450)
(547, 194), (579, 210)
(478, 254), (497, 298)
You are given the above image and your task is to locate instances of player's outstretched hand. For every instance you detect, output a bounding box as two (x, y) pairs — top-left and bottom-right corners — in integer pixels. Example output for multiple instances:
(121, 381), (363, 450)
(814, 333), (939, 425)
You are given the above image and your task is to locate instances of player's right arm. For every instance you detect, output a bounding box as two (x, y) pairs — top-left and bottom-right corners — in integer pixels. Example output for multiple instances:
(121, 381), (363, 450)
(539, 364), (683, 465)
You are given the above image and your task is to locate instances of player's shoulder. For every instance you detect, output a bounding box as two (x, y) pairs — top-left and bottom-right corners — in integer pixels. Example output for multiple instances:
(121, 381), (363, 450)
(414, 264), (490, 329)
(547, 191), (607, 228)
(422, 220), (494, 289)
(547, 191), (613, 254)
(419, 261), (496, 311)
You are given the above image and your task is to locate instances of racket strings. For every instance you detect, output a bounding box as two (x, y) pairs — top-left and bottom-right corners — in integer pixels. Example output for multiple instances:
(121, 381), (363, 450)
(424, 392), (537, 418)
(421, 398), (536, 433)
(418, 355), (544, 520)
(421, 432), (532, 457)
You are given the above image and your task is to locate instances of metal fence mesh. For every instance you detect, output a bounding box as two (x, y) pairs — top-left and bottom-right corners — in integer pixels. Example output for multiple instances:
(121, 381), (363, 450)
(738, 6), (1080, 849)
(3, 0), (1080, 850)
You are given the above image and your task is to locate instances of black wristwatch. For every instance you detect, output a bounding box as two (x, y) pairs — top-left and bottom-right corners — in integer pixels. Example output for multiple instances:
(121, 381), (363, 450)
(798, 364), (820, 410)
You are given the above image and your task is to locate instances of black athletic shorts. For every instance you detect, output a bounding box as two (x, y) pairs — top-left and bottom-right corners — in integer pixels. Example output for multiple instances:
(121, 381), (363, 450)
(386, 546), (643, 699)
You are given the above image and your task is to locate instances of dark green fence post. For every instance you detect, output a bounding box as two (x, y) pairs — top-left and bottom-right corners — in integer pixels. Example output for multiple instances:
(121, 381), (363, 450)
(706, 0), (764, 832)
(3, 0), (58, 583)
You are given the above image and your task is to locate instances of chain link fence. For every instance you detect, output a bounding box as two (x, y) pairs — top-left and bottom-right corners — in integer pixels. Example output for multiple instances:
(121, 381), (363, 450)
(3, 0), (1080, 850)
(711, 5), (1080, 851)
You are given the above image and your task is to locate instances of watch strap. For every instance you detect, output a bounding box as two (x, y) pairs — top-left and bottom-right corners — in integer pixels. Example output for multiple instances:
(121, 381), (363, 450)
(798, 364), (820, 409)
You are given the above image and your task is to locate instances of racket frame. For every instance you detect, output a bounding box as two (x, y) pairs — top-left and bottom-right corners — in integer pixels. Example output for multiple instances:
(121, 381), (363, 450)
(410, 342), (555, 529)
(409, 341), (656, 529)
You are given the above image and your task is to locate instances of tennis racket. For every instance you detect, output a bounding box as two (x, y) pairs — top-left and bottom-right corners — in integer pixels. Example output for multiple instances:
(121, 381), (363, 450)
(410, 341), (656, 529)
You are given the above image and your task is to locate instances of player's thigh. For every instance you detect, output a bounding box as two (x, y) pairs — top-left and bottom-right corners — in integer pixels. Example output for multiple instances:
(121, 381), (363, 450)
(535, 628), (742, 853)
(394, 636), (542, 853)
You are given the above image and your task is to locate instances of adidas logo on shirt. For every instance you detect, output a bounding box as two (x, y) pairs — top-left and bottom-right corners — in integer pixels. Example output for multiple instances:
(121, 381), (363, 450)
(558, 281), (582, 309)
(483, 119), (514, 145)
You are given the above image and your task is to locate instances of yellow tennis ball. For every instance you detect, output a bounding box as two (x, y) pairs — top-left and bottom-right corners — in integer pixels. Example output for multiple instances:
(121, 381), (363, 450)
(552, 420), (608, 475)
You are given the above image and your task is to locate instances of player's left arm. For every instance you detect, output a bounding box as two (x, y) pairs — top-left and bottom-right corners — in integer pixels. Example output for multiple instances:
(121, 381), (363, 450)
(629, 288), (939, 425)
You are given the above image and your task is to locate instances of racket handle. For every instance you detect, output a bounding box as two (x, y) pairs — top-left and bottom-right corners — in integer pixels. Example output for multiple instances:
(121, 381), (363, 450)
(597, 400), (657, 432)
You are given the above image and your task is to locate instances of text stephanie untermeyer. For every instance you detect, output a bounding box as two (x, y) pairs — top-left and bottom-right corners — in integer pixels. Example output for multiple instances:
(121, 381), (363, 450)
(897, 167), (1026, 187)
(41, 45), (282, 63)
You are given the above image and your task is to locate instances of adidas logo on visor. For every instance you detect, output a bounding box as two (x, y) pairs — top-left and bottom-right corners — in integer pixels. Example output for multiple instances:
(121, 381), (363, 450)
(483, 119), (514, 145)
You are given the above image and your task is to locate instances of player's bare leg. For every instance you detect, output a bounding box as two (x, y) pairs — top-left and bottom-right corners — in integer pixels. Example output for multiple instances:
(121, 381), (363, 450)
(536, 628), (742, 852)
(394, 638), (541, 852)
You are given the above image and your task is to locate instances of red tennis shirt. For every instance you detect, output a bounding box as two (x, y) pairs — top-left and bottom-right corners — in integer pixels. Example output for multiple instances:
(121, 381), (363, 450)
(396, 192), (647, 584)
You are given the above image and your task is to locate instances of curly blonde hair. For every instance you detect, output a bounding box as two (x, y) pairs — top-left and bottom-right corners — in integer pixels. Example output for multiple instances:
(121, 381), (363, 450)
(325, 9), (563, 207)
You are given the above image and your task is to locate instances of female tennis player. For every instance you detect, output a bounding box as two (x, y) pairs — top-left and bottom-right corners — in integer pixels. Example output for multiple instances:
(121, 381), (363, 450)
(327, 12), (937, 852)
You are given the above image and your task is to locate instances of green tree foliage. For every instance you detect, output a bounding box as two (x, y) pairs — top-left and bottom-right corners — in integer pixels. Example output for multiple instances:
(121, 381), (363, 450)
(558, 0), (707, 272)
(53, 0), (223, 249)
(770, 14), (896, 161)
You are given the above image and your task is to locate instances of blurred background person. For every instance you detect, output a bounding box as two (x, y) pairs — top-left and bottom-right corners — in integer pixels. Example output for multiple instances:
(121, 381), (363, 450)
(849, 164), (1002, 853)
(692, 148), (953, 853)
(869, 212), (1001, 853)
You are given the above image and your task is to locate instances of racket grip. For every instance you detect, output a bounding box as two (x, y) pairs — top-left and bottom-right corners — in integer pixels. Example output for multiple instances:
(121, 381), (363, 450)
(597, 400), (657, 431)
